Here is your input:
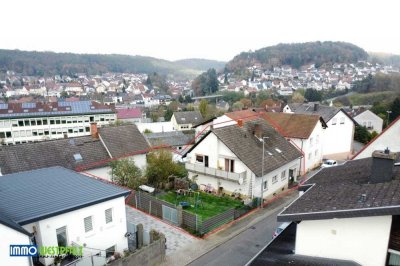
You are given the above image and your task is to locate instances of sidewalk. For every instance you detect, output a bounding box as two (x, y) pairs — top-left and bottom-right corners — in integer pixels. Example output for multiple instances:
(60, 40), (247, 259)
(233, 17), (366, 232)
(162, 190), (299, 266)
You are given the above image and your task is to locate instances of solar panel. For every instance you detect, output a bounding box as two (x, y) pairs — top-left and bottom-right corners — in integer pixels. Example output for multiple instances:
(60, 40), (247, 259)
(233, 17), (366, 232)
(22, 102), (36, 109)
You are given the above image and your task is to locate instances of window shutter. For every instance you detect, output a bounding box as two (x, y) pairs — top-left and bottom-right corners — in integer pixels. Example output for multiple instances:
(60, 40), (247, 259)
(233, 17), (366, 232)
(105, 208), (113, 224)
(84, 216), (93, 232)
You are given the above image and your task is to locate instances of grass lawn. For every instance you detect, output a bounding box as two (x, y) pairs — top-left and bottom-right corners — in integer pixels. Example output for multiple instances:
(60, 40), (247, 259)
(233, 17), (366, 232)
(157, 191), (244, 220)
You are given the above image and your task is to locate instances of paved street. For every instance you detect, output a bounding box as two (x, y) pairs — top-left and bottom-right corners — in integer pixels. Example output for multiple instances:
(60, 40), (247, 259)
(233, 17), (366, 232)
(163, 191), (299, 266)
(187, 206), (283, 266)
(125, 206), (199, 255)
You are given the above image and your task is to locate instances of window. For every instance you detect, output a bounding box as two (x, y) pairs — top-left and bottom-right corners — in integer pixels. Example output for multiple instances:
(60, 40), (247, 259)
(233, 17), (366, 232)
(263, 180), (268, 190)
(37, 120), (42, 126)
(309, 137), (313, 147)
(85, 127), (90, 132)
(6, 132), (11, 138)
(50, 119), (55, 125)
(315, 149), (318, 156)
(105, 246), (115, 258)
(225, 158), (234, 172)
(43, 119), (48, 125)
(84, 216), (93, 233)
(332, 118), (337, 125)
(0, 132), (4, 138)
(272, 175), (277, 184)
(31, 120), (36, 126)
(56, 120), (61, 125)
(340, 117), (345, 124)
(105, 208), (113, 224)
(90, 116), (94, 122)
(61, 119), (66, 124)
(281, 170), (286, 181)
(24, 120), (30, 126)
(308, 153), (312, 160)
(195, 155), (204, 163)
(18, 120), (24, 126)
(56, 226), (67, 247)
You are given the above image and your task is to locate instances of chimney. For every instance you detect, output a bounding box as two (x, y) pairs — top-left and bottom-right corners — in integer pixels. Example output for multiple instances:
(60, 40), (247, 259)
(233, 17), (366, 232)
(90, 122), (99, 139)
(313, 103), (319, 111)
(254, 123), (262, 139)
(237, 119), (243, 127)
(370, 149), (397, 184)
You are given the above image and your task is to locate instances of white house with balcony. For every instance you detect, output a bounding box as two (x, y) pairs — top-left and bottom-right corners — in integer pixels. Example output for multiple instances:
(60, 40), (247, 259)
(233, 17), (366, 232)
(0, 101), (116, 145)
(0, 166), (131, 266)
(183, 118), (302, 200)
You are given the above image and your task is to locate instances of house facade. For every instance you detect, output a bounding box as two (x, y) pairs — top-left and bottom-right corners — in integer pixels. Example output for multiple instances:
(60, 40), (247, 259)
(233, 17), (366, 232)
(171, 111), (203, 131)
(262, 112), (327, 173)
(354, 109), (383, 133)
(353, 116), (400, 160)
(0, 167), (131, 266)
(0, 101), (116, 145)
(284, 103), (356, 160)
(184, 119), (301, 200)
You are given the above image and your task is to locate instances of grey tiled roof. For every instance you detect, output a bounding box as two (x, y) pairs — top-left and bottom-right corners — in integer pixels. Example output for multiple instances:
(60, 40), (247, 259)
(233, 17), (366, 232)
(0, 136), (110, 175)
(288, 103), (339, 122)
(0, 166), (130, 225)
(173, 111), (204, 125)
(278, 158), (400, 222)
(145, 131), (193, 147)
(212, 118), (302, 177)
(99, 124), (150, 158)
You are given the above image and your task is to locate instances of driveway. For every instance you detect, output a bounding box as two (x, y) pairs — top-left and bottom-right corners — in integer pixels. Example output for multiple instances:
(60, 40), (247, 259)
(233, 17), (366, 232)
(125, 206), (199, 255)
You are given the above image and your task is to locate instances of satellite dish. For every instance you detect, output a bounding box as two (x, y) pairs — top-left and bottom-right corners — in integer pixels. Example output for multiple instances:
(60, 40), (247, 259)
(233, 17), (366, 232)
(238, 177), (244, 185)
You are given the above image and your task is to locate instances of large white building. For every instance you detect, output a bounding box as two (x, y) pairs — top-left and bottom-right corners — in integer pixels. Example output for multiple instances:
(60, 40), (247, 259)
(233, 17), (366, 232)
(0, 167), (131, 266)
(0, 101), (116, 145)
(184, 118), (302, 200)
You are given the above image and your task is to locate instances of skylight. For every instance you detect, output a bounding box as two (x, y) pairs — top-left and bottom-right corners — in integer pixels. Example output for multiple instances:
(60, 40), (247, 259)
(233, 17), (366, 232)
(73, 153), (83, 161)
(275, 148), (282, 153)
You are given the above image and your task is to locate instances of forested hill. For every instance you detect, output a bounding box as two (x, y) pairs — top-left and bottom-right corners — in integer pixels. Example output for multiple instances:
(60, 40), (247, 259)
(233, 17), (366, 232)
(174, 58), (226, 72)
(0, 49), (219, 79)
(226, 41), (369, 74)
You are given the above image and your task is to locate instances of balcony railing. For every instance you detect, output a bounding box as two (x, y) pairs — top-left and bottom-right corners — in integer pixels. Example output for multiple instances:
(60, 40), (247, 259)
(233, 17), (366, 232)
(185, 162), (246, 184)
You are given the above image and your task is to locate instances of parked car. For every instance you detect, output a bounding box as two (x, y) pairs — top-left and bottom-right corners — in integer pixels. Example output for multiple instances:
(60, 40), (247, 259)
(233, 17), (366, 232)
(321, 159), (338, 168)
(272, 222), (291, 238)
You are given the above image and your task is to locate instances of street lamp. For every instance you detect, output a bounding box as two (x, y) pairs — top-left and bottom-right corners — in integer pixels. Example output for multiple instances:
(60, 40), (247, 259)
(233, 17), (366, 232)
(260, 137), (269, 208)
(386, 110), (392, 127)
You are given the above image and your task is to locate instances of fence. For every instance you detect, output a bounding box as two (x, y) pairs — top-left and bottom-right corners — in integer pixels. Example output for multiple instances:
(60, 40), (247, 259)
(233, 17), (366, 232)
(127, 191), (254, 236)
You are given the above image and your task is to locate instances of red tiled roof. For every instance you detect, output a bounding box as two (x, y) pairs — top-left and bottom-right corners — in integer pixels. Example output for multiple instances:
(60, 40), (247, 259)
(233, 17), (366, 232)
(261, 112), (322, 139)
(117, 108), (142, 119)
(225, 110), (259, 122)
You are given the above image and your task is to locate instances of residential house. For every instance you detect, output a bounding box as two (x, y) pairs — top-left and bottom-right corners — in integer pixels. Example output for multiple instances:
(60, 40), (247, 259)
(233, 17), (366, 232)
(262, 112), (327, 173)
(116, 108), (143, 123)
(0, 124), (150, 181)
(270, 151), (400, 266)
(353, 116), (400, 160)
(353, 109), (383, 133)
(283, 102), (356, 160)
(171, 111), (204, 131)
(0, 166), (131, 266)
(183, 118), (302, 200)
(216, 100), (230, 111)
(0, 101), (116, 145)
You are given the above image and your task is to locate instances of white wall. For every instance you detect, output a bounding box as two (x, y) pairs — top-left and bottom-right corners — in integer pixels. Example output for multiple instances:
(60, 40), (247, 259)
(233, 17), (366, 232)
(354, 119), (400, 159)
(186, 132), (300, 199)
(296, 215), (392, 266)
(290, 121), (324, 173)
(354, 110), (383, 134)
(22, 196), (128, 266)
(322, 111), (354, 159)
(0, 224), (31, 266)
(85, 154), (147, 181)
(136, 121), (173, 133)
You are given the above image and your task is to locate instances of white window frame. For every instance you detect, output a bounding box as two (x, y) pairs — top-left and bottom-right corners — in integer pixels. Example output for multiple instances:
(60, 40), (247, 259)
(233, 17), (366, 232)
(281, 170), (286, 181)
(263, 180), (268, 190)
(272, 175), (278, 184)
(105, 208), (113, 224)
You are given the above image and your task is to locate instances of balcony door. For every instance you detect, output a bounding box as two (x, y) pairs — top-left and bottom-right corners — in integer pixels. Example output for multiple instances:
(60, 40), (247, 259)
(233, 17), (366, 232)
(205, 156), (209, 167)
(225, 159), (234, 172)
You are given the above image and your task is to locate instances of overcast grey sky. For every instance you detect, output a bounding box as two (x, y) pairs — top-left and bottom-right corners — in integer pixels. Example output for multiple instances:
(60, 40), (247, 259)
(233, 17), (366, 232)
(1, 0), (399, 61)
